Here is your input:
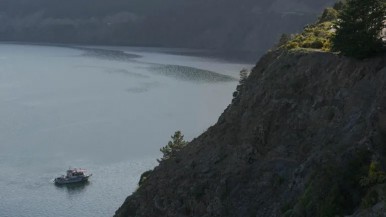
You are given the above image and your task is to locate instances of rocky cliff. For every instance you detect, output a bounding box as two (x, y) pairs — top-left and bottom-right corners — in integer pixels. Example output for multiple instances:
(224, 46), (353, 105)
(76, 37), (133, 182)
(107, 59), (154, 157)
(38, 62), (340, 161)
(115, 49), (386, 217)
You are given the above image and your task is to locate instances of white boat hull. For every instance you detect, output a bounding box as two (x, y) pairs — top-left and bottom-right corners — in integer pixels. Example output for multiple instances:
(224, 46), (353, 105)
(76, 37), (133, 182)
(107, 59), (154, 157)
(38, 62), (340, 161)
(54, 174), (92, 185)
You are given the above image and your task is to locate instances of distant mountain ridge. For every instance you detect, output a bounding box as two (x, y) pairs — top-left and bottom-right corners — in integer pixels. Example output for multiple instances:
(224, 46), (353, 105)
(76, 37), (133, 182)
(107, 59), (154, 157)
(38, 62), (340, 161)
(0, 0), (335, 59)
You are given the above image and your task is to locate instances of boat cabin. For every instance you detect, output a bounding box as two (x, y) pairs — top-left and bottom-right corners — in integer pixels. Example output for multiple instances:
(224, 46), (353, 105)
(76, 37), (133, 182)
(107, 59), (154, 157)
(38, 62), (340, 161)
(66, 168), (86, 177)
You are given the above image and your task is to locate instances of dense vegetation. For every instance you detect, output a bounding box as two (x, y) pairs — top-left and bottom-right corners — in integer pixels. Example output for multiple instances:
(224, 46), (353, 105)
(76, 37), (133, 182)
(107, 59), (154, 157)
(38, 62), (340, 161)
(332, 0), (386, 58)
(281, 0), (386, 59)
(279, 3), (342, 51)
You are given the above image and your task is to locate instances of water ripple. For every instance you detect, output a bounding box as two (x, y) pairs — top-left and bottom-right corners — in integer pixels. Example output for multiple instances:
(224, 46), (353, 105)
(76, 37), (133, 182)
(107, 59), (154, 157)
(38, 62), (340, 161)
(150, 64), (237, 83)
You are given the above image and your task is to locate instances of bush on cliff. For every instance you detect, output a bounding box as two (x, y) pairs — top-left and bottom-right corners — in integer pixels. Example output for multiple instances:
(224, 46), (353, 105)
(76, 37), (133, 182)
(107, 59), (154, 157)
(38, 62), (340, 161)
(233, 68), (250, 101)
(283, 21), (335, 51)
(360, 161), (386, 187)
(158, 131), (188, 162)
(281, 5), (340, 51)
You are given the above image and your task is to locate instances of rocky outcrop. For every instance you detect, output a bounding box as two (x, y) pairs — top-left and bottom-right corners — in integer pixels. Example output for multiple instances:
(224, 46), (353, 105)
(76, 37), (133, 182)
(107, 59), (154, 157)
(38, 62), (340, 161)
(115, 50), (386, 217)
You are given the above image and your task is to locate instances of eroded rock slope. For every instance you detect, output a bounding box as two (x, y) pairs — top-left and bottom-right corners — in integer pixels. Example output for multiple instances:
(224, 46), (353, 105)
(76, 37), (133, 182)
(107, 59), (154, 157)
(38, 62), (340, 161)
(115, 50), (386, 217)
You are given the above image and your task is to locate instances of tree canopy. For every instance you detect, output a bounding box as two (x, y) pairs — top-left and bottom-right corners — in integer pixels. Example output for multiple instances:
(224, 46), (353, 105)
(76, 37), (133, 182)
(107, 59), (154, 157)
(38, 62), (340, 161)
(332, 0), (386, 59)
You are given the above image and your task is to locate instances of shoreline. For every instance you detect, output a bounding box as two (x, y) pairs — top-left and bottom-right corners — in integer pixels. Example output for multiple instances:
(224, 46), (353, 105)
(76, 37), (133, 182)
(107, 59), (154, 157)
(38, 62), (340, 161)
(0, 41), (258, 64)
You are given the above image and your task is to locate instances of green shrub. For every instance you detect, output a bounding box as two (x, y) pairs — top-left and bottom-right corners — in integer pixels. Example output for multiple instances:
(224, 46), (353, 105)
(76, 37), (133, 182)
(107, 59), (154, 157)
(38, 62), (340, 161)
(279, 8), (337, 52)
(285, 41), (299, 49)
(360, 161), (386, 187)
(282, 22), (335, 51)
(322, 40), (332, 51)
(158, 131), (188, 162)
(310, 39), (325, 49)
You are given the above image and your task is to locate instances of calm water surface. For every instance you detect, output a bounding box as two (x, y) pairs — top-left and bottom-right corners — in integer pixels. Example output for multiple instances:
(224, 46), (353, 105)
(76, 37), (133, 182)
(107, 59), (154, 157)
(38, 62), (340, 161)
(0, 44), (248, 216)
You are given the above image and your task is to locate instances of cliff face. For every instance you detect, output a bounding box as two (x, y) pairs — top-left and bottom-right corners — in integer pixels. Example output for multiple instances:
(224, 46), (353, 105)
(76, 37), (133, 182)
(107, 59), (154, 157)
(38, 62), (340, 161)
(115, 50), (386, 217)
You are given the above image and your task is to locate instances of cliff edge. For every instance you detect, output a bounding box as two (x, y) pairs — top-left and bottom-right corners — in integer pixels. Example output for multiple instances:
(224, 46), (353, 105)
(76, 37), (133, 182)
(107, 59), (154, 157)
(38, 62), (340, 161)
(115, 50), (386, 217)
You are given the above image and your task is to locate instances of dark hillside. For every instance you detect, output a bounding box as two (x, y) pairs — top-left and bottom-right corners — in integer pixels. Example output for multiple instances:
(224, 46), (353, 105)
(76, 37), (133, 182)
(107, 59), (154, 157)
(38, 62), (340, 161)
(115, 50), (386, 216)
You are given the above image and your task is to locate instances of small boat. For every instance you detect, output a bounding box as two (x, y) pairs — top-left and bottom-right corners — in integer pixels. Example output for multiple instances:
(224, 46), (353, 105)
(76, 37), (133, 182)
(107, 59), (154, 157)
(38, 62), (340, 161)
(54, 168), (92, 185)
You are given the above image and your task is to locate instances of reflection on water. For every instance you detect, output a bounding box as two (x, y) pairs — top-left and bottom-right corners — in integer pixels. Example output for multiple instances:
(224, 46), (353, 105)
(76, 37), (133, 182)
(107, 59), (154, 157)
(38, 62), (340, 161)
(78, 47), (141, 61)
(149, 64), (237, 82)
(104, 68), (149, 78)
(76, 47), (238, 83)
(55, 181), (91, 196)
(74, 65), (149, 78)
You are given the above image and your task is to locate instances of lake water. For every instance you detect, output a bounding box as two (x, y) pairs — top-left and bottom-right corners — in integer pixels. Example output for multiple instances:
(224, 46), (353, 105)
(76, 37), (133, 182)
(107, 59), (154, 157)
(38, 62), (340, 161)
(0, 44), (249, 216)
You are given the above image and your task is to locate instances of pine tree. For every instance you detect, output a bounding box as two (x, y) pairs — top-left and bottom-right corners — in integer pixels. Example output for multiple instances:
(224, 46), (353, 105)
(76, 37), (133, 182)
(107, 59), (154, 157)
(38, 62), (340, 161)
(158, 131), (188, 162)
(332, 0), (386, 59)
(239, 68), (249, 85)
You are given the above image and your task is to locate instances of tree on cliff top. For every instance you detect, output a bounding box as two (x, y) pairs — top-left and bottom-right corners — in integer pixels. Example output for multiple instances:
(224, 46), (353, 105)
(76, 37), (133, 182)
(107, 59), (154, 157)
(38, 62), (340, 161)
(158, 131), (188, 162)
(332, 0), (386, 59)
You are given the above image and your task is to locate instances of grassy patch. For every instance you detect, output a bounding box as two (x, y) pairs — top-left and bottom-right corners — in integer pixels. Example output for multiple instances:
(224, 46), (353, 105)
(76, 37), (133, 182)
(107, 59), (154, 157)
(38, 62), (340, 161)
(282, 21), (335, 51)
(279, 6), (341, 52)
